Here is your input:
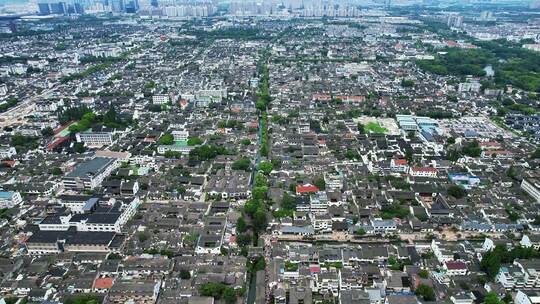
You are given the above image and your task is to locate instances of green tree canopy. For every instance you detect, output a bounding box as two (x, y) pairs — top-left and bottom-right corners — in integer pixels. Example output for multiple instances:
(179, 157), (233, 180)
(187, 137), (203, 146)
(258, 161), (274, 175)
(415, 284), (435, 301)
(159, 133), (174, 145)
(448, 185), (467, 199)
(232, 158), (251, 171)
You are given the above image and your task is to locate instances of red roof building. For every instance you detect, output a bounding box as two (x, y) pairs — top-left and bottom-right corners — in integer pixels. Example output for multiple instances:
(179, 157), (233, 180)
(410, 167), (439, 178)
(94, 277), (114, 290)
(390, 159), (409, 173)
(444, 261), (468, 276)
(445, 261), (467, 270)
(1, 160), (17, 167)
(479, 141), (501, 150)
(296, 184), (319, 194)
(312, 94), (332, 101)
(482, 150), (513, 158)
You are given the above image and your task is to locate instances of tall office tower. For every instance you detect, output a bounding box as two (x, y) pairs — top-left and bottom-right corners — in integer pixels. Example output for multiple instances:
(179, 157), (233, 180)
(447, 15), (463, 28)
(125, 0), (138, 13)
(479, 11), (493, 21)
(111, 0), (125, 12)
(73, 3), (84, 14)
(49, 2), (67, 14)
(8, 21), (17, 33)
(38, 2), (51, 14)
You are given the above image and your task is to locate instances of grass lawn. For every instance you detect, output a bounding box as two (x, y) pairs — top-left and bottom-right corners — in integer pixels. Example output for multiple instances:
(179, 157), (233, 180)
(365, 122), (388, 133)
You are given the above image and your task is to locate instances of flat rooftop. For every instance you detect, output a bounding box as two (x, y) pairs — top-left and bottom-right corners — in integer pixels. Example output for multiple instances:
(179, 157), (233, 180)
(66, 157), (115, 178)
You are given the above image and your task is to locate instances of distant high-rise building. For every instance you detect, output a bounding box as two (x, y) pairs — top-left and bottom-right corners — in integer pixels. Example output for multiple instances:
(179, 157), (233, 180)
(126, 0), (139, 12)
(74, 3), (84, 14)
(479, 11), (494, 21)
(447, 15), (463, 28)
(38, 2), (51, 15)
(49, 2), (67, 14)
(38, 1), (83, 15)
(111, 0), (125, 12)
(8, 21), (17, 33)
(125, 0), (138, 13)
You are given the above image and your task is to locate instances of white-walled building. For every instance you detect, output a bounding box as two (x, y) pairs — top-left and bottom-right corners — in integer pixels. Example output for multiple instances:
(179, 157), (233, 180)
(63, 157), (118, 190)
(516, 290), (540, 304)
(152, 94), (170, 105)
(76, 132), (114, 147)
(410, 167), (438, 178)
(172, 130), (189, 141)
(0, 191), (22, 208)
(521, 175), (540, 203)
(0, 146), (16, 159)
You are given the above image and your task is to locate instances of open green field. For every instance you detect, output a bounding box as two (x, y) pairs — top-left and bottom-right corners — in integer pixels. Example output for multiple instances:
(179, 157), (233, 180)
(366, 122), (388, 133)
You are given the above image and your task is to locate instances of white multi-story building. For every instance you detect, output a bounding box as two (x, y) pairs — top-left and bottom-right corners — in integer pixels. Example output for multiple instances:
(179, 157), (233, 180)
(516, 290), (540, 304)
(523, 44), (540, 52)
(324, 171), (344, 190)
(521, 175), (540, 203)
(196, 88), (227, 102)
(310, 192), (329, 214)
(312, 214), (332, 233)
(76, 132), (114, 147)
(0, 146), (16, 159)
(195, 234), (223, 255)
(371, 219), (397, 234)
(172, 130), (189, 141)
(0, 191), (22, 208)
(521, 235), (540, 250)
(0, 84), (7, 96)
(497, 260), (540, 290)
(157, 144), (191, 155)
(36, 101), (58, 112)
(410, 167), (438, 178)
(57, 195), (100, 214)
(39, 197), (140, 233)
(450, 293), (476, 304)
(152, 94), (170, 105)
(431, 239), (455, 263)
(458, 81), (481, 93)
(298, 123), (310, 133)
(316, 270), (340, 296)
(89, 46), (122, 58)
(63, 157), (118, 191)
(9, 64), (27, 75)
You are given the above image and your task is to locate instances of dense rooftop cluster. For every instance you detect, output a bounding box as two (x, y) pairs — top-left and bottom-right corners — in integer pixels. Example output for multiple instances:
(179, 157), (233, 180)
(0, 4), (539, 304)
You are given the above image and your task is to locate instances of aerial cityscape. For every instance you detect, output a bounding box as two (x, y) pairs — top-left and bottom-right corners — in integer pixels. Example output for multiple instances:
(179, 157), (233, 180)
(0, 0), (539, 304)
